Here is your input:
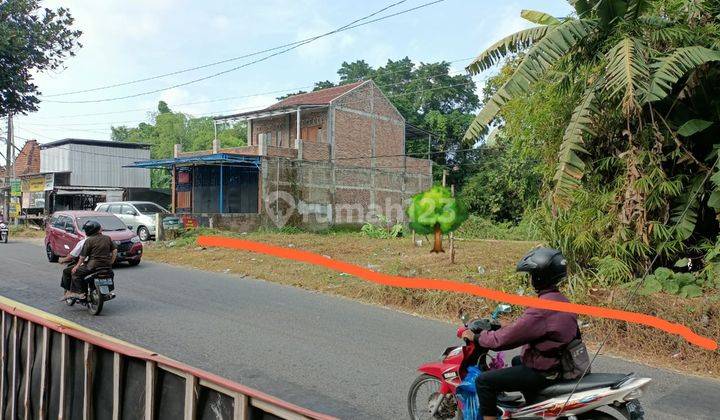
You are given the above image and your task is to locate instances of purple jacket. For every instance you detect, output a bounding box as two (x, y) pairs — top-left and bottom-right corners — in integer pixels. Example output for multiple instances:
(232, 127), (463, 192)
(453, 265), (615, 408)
(477, 289), (578, 372)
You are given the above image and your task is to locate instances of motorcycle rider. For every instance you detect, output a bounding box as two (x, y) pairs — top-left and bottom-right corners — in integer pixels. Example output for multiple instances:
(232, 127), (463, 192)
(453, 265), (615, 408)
(59, 237), (86, 294)
(67, 220), (117, 299)
(460, 247), (578, 420)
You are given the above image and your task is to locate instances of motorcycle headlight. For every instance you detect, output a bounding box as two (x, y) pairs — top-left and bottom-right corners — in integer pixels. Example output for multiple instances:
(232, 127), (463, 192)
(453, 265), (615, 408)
(0, 223), (6, 228)
(113, 240), (121, 245)
(130, 236), (141, 243)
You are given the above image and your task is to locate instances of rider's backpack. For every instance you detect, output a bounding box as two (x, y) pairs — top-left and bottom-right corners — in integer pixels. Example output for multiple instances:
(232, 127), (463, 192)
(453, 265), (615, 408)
(560, 329), (591, 380)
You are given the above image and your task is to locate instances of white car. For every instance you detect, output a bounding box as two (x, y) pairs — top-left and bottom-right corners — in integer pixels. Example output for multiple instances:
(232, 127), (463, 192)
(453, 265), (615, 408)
(95, 201), (182, 241)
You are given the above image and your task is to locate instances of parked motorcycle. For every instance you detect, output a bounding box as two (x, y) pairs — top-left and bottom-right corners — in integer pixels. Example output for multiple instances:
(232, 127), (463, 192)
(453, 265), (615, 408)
(408, 305), (650, 419)
(0, 221), (8, 243)
(65, 269), (116, 315)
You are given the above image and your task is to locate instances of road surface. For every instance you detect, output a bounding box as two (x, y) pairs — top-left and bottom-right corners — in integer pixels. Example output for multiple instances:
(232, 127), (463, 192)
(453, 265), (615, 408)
(1, 239), (718, 419)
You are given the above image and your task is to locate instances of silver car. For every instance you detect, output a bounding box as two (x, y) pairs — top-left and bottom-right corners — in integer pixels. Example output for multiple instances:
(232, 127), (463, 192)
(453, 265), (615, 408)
(95, 201), (182, 241)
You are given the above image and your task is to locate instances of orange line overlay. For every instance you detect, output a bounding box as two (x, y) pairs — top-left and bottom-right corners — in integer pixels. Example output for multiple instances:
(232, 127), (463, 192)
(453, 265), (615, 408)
(198, 236), (718, 351)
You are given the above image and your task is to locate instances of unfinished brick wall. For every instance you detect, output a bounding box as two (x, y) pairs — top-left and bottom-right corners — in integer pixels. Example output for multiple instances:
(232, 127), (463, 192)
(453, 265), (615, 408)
(299, 140), (331, 161)
(260, 157), (432, 230)
(330, 80), (406, 171)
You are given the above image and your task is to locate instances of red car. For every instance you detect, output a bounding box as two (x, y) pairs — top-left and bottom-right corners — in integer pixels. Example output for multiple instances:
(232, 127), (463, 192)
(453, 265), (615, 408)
(45, 210), (143, 266)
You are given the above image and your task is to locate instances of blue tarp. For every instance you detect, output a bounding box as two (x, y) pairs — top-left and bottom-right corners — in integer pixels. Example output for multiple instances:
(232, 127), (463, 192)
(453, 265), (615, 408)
(124, 153), (261, 169)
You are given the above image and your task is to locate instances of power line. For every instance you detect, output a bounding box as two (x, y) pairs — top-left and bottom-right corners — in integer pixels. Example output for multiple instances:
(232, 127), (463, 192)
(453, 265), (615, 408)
(24, 69), (477, 129)
(42, 0), (448, 104)
(28, 55), (476, 121)
(41, 1), (408, 98)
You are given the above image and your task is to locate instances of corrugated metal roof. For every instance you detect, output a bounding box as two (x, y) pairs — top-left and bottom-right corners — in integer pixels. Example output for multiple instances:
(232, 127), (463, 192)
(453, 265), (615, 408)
(125, 153), (261, 169)
(40, 138), (151, 150)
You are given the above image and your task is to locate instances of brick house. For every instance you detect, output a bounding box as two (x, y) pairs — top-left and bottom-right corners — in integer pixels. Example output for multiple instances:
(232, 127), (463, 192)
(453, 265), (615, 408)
(128, 80), (432, 230)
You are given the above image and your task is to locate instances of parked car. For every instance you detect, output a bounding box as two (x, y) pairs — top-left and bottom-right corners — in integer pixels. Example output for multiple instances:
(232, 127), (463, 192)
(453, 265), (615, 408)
(95, 201), (182, 241)
(45, 211), (143, 266)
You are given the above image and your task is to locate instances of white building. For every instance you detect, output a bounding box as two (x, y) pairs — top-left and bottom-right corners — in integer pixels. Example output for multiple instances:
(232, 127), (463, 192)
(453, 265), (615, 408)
(39, 139), (151, 211)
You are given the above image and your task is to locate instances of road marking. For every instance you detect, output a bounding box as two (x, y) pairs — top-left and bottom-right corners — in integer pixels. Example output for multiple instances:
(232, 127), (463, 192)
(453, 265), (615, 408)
(197, 235), (718, 351)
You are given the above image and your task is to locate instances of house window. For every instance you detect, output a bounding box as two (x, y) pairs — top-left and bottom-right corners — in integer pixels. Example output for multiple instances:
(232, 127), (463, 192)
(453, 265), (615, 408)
(258, 132), (273, 145)
(276, 130), (284, 147)
(300, 125), (321, 142)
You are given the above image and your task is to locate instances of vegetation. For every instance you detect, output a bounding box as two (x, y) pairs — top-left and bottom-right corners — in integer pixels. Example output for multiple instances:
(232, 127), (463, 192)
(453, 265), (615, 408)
(407, 185), (468, 252)
(111, 101), (246, 187)
(463, 0), (720, 292)
(0, 0), (82, 116)
(361, 215), (404, 239)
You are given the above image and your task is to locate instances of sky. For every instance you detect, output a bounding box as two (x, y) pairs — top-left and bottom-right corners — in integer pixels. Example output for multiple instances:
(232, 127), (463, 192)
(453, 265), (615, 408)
(14, 0), (572, 146)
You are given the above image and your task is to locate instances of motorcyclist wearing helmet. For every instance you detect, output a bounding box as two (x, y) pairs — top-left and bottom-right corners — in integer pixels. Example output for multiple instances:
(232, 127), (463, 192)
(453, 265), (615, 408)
(66, 220), (117, 299)
(461, 247), (578, 420)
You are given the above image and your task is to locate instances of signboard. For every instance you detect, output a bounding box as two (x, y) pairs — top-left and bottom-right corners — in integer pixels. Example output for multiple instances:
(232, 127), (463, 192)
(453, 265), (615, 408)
(10, 179), (21, 197)
(27, 191), (45, 209)
(180, 215), (198, 229)
(44, 173), (54, 191)
(9, 200), (20, 217)
(22, 176), (45, 193)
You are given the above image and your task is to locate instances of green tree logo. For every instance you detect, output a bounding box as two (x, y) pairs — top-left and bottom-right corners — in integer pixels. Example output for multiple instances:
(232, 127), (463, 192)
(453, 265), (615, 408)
(407, 185), (468, 253)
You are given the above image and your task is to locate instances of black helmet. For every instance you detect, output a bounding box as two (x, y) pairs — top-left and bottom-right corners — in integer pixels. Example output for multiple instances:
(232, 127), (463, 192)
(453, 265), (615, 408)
(82, 220), (102, 236)
(516, 247), (567, 291)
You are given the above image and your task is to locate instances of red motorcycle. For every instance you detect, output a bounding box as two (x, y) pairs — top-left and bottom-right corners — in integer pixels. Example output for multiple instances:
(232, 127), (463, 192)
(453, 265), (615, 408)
(408, 305), (650, 419)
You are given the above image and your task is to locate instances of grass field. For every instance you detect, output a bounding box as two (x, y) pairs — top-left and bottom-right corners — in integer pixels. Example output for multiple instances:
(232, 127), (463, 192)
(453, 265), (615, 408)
(142, 229), (720, 378)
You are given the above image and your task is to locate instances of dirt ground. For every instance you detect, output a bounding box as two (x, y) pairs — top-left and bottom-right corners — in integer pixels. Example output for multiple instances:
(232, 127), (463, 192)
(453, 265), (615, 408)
(141, 230), (720, 379)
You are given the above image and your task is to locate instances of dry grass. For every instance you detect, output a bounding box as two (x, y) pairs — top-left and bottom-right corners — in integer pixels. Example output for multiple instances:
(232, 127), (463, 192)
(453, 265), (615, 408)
(122, 231), (720, 378)
(9, 225), (45, 238)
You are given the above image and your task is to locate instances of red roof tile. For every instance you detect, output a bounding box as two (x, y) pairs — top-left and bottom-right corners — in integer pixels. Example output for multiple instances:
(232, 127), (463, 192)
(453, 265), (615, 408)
(14, 139), (41, 176)
(268, 81), (365, 110)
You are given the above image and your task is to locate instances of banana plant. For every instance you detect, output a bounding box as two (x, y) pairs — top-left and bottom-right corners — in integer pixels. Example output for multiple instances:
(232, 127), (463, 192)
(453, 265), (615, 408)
(463, 0), (720, 211)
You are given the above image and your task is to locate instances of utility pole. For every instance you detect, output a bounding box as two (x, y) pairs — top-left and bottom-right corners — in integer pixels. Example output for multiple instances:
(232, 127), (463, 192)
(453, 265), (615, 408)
(3, 115), (11, 222)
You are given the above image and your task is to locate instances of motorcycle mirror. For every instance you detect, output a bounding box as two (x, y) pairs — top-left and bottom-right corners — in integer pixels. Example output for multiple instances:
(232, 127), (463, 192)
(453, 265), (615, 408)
(496, 304), (512, 314)
(458, 308), (470, 324)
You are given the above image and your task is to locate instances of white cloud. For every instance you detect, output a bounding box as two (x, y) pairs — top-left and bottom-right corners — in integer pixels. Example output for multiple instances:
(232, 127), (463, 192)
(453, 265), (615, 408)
(294, 18), (356, 61)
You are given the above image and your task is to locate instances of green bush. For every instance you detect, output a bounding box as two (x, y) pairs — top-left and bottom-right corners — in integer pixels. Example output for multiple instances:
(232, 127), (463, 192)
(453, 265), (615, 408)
(639, 266), (710, 298)
(455, 215), (538, 241)
(361, 215), (403, 239)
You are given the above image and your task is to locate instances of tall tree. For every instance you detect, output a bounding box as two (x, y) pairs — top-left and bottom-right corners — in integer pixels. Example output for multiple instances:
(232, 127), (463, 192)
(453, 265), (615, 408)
(337, 59), (375, 83)
(112, 102), (247, 188)
(0, 0), (82, 116)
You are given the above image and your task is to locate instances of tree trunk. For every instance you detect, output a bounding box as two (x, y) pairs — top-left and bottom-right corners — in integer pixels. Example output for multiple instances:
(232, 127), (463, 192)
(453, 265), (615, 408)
(431, 224), (444, 253)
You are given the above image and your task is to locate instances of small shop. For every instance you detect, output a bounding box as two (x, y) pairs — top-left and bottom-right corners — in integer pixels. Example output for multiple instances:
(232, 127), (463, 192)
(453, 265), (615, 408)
(20, 173), (53, 216)
(126, 153), (261, 214)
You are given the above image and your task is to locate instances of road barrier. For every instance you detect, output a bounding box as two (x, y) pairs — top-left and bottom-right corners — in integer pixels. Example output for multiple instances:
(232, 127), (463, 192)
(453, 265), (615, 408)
(0, 296), (337, 420)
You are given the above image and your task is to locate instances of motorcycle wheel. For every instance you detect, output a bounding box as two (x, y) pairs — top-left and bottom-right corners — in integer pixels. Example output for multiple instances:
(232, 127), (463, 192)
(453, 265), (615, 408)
(2, 234), (6, 243)
(407, 374), (460, 420)
(87, 288), (104, 316)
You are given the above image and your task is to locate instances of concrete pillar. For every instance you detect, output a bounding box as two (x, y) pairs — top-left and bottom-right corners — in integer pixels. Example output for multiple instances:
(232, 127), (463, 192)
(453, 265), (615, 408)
(258, 136), (268, 156)
(296, 107), (301, 141)
(212, 138), (220, 154)
(295, 138), (303, 160)
(173, 144), (182, 158)
(247, 119), (253, 146)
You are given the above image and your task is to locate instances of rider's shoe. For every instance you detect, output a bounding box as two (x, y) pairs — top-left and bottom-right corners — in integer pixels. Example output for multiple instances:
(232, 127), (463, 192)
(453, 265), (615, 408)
(65, 291), (86, 300)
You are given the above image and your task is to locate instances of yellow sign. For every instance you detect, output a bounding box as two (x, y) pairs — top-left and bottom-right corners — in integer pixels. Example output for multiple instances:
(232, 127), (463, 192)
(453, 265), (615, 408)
(9, 202), (20, 217)
(21, 176), (45, 193)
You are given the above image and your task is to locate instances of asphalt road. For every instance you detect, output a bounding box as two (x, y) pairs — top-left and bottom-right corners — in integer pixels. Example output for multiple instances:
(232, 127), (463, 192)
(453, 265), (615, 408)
(1, 239), (718, 419)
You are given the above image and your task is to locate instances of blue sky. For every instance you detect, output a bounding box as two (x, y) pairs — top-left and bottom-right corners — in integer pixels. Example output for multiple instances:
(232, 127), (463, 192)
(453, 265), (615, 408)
(15, 0), (572, 144)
